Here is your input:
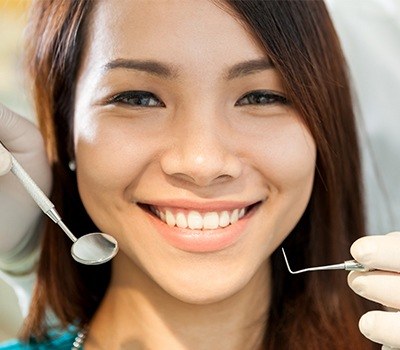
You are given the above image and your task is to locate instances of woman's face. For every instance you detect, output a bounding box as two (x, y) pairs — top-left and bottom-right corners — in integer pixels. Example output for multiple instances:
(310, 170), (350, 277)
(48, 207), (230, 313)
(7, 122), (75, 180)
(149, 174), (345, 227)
(74, 0), (316, 303)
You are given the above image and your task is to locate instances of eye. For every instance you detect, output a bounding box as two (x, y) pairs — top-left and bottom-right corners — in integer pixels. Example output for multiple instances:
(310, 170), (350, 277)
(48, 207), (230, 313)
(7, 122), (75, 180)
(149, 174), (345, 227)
(107, 91), (165, 107)
(235, 90), (289, 106)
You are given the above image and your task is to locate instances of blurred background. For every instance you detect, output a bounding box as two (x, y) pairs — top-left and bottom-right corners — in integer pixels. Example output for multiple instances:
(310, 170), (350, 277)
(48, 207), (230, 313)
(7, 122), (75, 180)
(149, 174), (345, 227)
(0, 0), (31, 342)
(0, 0), (399, 344)
(0, 0), (31, 117)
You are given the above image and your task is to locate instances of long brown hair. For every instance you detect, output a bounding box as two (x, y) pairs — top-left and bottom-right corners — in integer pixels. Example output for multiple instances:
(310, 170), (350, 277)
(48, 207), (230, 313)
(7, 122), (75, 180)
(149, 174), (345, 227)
(21, 1), (379, 348)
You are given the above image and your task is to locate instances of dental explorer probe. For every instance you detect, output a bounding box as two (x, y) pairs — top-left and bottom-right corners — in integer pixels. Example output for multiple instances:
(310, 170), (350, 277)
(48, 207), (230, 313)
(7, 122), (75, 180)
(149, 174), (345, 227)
(4, 144), (118, 265)
(281, 248), (370, 274)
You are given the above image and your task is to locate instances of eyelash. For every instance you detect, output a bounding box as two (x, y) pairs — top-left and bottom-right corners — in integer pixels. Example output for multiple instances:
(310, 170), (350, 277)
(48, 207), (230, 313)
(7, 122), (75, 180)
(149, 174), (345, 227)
(107, 91), (165, 107)
(235, 90), (289, 107)
(106, 90), (289, 108)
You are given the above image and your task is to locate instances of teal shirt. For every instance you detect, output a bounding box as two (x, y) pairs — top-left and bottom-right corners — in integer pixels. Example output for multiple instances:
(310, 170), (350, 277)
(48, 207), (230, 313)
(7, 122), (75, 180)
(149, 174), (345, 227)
(0, 329), (79, 350)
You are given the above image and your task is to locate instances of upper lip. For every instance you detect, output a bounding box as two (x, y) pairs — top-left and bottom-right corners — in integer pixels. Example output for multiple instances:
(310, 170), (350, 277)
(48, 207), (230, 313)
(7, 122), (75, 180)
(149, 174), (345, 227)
(137, 199), (263, 212)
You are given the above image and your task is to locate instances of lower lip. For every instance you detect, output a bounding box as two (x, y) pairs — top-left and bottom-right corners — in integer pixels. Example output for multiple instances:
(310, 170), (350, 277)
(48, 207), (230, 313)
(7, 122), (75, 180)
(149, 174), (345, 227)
(143, 207), (258, 253)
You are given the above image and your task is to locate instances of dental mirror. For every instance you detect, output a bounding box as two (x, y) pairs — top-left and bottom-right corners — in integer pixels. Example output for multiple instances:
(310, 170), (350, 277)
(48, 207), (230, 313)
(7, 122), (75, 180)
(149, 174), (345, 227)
(7, 148), (118, 265)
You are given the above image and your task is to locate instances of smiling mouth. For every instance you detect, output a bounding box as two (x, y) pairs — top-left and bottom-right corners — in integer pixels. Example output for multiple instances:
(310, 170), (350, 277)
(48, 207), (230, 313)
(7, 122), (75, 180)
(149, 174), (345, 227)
(138, 202), (262, 230)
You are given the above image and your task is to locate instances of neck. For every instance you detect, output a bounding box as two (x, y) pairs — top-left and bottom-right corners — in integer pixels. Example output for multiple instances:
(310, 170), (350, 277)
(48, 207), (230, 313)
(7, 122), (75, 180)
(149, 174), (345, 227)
(86, 254), (271, 350)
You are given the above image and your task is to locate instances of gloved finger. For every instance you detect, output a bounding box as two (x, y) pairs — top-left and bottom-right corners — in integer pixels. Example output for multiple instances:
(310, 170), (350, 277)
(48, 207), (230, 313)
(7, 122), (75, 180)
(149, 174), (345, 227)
(0, 101), (50, 192)
(348, 271), (400, 309)
(359, 311), (400, 348)
(382, 346), (400, 350)
(0, 102), (42, 152)
(351, 233), (400, 272)
(0, 142), (12, 175)
(0, 103), (52, 255)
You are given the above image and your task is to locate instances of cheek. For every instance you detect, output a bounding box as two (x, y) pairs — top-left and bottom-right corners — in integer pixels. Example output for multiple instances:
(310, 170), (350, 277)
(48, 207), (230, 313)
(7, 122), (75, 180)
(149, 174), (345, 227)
(73, 115), (161, 226)
(252, 120), (316, 241)
(246, 117), (316, 192)
(75, 114), (159, 186)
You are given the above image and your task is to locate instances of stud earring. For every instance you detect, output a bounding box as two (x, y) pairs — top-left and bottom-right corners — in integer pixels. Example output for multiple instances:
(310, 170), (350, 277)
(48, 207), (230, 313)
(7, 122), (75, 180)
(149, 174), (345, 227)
(68, 160), (76, 171)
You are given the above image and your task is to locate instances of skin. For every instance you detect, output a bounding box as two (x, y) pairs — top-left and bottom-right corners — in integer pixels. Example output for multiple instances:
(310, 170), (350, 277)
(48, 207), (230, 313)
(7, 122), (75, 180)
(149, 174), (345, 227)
(72, 1), (316, 349)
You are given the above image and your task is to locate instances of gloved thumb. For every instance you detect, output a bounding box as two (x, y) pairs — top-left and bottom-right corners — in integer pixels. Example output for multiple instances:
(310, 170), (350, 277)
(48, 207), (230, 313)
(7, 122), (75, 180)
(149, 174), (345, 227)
(0, 102), (41, 153)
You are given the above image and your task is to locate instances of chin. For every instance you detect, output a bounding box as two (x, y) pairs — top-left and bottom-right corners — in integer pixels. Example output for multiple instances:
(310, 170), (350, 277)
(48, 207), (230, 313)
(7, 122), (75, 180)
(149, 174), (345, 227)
(163, 280), (247, 305)
(153, 261), (268, 306)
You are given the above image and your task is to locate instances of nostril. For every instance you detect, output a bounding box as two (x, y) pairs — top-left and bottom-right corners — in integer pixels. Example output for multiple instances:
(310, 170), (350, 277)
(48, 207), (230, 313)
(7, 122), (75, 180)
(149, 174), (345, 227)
(171, 172), (197, 184)
(159, 142), (243, 187)
(215, 174), (233, 181)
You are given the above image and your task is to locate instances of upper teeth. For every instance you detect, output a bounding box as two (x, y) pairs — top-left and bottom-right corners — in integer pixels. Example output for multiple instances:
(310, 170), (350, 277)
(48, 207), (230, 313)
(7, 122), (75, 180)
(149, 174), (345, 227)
(150, 207), (247, 230)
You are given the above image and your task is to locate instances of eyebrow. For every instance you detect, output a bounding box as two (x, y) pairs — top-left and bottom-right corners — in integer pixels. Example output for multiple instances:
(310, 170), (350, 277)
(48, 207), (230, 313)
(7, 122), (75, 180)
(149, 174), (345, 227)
(102, 58), (273, 80)
(102, 59), (178, 78)
(225, 58), (274, 80)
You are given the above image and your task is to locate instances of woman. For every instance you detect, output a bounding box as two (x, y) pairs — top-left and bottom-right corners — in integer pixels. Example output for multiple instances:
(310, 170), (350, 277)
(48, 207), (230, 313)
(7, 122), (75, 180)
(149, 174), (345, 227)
(0, 0), (399, 349)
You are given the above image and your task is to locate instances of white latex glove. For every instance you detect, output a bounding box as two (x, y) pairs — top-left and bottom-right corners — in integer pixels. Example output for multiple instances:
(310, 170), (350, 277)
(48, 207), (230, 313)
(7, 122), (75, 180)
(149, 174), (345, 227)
(348, 232), (400, 350)
(0, 102), (52, 255)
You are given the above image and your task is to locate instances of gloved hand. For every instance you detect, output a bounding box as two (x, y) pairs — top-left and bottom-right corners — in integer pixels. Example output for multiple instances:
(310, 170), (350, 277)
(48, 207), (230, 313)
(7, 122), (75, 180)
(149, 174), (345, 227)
(348, 232), (400, 350)
(0, 102), (52, 255)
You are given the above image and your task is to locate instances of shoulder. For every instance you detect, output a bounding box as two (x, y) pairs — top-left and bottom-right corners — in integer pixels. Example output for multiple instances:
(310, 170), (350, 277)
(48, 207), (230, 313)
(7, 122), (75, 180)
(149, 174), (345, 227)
(0, 330), (77, 350)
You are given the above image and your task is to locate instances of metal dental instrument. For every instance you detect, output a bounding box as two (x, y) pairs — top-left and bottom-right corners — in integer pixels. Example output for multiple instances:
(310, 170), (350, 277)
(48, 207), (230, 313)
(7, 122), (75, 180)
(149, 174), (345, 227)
(281, 248), (369, 274)
(6, 147), (119, 265)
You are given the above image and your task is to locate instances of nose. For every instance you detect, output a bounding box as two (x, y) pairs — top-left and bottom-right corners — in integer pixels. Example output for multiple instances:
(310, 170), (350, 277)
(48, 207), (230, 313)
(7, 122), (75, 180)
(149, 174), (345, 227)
(160, 108), (242, 187)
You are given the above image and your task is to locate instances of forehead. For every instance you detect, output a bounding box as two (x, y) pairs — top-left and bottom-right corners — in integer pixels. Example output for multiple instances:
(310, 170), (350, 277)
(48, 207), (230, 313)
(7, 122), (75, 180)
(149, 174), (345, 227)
(84, 0), (266, 71)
